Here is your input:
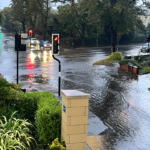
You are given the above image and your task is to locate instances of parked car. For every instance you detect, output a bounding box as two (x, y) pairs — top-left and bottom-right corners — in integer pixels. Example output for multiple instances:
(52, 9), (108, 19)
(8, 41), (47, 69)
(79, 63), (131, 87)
(39, 40), (52, 49)
(30, 38), (39, 45)
(141, 43), (150, 53)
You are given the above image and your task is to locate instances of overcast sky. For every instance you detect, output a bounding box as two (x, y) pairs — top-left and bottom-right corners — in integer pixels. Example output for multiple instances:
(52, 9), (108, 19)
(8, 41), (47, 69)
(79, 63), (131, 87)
(0, 0), (11, 9)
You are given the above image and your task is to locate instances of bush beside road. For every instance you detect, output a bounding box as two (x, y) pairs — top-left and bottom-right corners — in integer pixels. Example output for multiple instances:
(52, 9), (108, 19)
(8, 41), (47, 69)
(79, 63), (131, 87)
(0, 74), (64, 150)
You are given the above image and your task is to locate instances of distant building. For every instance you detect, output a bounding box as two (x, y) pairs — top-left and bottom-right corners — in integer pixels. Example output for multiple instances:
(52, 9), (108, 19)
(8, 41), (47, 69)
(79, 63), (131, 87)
(140, 9), (150, 27)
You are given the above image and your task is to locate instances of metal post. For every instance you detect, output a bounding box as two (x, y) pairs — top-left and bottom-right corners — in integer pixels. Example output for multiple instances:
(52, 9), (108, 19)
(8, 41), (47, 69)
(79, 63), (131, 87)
(52, 55), (61, 96)
(96, 33), (98, 46)
(17, 47), (19, 84)
(30, 36), (31, 48)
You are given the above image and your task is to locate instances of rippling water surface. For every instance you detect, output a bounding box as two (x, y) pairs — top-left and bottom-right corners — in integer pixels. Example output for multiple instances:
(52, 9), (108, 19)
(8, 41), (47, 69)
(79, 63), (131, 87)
(0, 32), (150, 150)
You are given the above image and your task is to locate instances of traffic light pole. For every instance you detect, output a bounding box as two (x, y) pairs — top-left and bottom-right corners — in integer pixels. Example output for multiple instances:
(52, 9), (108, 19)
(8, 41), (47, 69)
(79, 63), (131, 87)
(52, 55), (61, 96)
(17, 47), (19, 84)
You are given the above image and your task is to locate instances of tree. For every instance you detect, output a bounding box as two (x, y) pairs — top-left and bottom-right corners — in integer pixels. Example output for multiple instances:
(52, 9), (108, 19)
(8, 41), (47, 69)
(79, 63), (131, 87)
(0, 12), (2, 25)
(26, 0), (41, 37)
(57, 0), (93, 46)
(86, 0), (148, 52)
(1, 7), (22, 32)
(147, 23), (150, 33)
(11, 0), (28, 33)
(35, 0), (52, 40)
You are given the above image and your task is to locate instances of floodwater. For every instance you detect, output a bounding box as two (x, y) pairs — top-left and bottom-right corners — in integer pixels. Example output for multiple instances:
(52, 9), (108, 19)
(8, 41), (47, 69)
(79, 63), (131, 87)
(1, 32), (150, 150)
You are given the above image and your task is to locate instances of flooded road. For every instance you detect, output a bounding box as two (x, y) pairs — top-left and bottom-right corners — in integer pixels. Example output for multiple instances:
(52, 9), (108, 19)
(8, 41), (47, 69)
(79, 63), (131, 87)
(1, 32), (150, 150)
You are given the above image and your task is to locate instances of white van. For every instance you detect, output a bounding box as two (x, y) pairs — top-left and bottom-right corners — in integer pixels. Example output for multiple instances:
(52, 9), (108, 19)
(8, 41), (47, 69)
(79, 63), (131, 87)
(21, 33), (28, 39)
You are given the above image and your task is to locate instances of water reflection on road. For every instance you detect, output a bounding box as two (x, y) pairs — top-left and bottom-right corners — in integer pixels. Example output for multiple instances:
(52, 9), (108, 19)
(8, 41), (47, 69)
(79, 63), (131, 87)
(0, 32), (150, 149)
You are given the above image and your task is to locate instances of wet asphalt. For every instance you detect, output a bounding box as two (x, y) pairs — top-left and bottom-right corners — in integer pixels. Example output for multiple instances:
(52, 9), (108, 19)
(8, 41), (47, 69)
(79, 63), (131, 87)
(1, 31), (150, 150)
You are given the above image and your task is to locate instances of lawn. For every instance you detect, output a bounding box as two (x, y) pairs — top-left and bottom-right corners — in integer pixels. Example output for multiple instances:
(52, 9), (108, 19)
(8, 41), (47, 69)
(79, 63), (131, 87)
(139, 67), (150, 74)
(93, 59), (117, 66)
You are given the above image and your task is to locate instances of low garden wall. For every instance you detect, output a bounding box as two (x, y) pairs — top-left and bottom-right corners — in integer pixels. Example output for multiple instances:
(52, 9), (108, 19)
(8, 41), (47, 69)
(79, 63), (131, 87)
(119, 64), (139, 74)
(118, 54), (150, 75)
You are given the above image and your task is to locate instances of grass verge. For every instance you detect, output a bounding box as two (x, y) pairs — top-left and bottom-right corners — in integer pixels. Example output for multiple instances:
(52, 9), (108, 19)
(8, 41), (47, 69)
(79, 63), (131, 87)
(93, 59), (117, 66)
(139, 67), (150, 74)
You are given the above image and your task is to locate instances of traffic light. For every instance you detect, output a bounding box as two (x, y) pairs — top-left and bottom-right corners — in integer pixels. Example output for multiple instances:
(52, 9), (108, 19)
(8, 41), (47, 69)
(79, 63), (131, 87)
(52, 34), (60, 55)
(29, 30), (32, 37)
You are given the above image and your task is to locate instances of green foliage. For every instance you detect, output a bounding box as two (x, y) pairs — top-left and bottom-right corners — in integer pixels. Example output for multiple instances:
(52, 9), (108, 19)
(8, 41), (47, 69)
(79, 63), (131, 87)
(0, 91), (55, 123)
(139, 60), (150, 68)
(0, 103), (17, 122)
(0, 12), (2, 25)
(139, 67), (150, 74)
(119, 59), (140, 66)
(49, 138), (66, 150)
(0, 76), (62, 149)
(35, 95), (62, 145)
(138, 55), (150, 63)
(0, 111), (36, 149)
(1, 7), (22, 32)
(12, 92), (43, 123)
(0, 75), (23, 102)
(107, 52), (123, 61)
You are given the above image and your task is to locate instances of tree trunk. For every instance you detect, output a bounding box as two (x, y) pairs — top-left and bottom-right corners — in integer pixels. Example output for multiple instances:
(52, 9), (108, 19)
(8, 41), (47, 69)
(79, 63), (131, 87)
(43, 16), (48, 40)
(43, 0), (49, 40)
(111, 26), (117, 53)
(43, 30), (47, 40)
(22, 20), (26, 33)
(71, 0), (74, 5)
(43, 15), (48, 40)
(81, 23), (86, 47)
(32, 26), (35, 37)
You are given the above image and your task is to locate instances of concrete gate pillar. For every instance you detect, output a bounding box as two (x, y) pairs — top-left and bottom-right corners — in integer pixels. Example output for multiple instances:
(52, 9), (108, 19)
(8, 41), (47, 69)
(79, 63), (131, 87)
(61, 90), (91, 150)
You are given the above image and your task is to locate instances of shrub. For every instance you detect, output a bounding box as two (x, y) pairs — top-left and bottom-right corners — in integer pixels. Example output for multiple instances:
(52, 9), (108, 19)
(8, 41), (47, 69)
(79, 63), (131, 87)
(13, 92), (40, 123)
(49, 138), (66, 150)
(0, 103), (17, 121)
(119, 59), (139, 66)
(35, 94), (62, 145)
(2, 91), (53, 123)
(107, 52), (123, 61)
(139, 59), (150, 68)
(0, 111), (36, 150)
(0, 76), (23, 102)
(137, 55), (150, 63)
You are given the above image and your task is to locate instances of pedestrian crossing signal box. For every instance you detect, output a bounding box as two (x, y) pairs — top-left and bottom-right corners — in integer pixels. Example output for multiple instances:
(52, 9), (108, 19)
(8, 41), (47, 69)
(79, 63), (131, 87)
(52, 34), (60, 55)
(15, 33), (26, 51)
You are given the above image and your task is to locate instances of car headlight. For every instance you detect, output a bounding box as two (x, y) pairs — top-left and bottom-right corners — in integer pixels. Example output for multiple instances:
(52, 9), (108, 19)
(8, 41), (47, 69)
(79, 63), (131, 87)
(31, 41), (34, 43)
(44, 44), (47, 46)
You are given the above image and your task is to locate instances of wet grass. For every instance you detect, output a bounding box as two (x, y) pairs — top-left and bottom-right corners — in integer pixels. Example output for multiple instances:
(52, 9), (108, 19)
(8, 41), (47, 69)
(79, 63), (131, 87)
(139, 67), (150, 74)
(93, 59), (118, 66)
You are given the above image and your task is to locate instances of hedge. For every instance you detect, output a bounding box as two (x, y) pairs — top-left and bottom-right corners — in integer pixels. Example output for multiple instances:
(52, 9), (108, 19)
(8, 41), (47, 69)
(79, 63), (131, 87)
(35, 95), (62, 145)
